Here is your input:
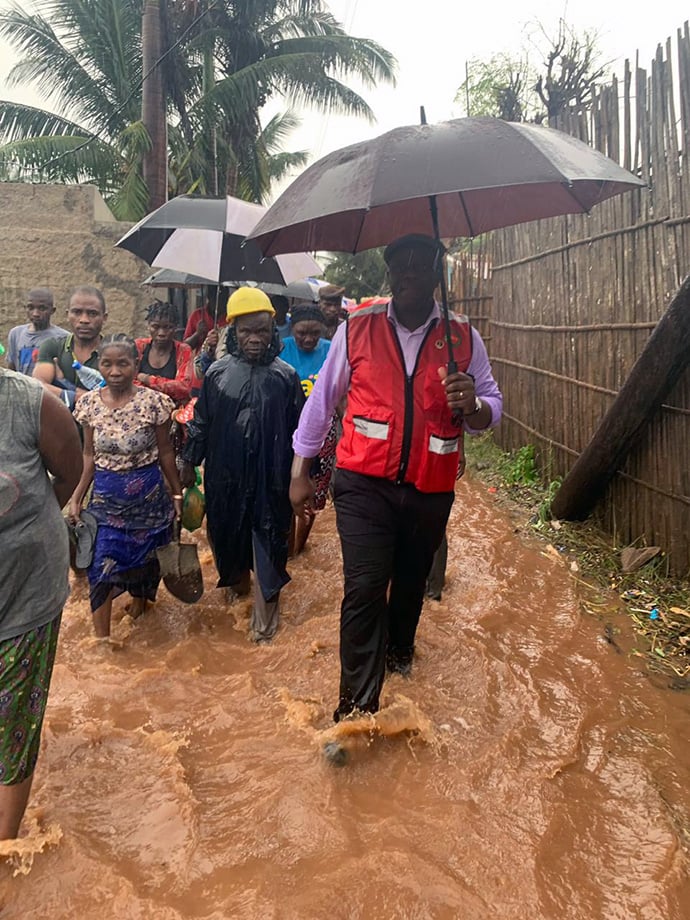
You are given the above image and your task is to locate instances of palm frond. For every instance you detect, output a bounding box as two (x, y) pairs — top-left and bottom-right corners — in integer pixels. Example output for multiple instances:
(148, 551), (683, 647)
(264, 149), (308, 184)
(0, 101), (90, 142)
(269, 35), (397, 90)
(107, 163), (150, 221)
(258, 109), (302, 151)
(0, 133), (121, 184)
(199, 55), (376, 123)
(0, 4), (136, 133)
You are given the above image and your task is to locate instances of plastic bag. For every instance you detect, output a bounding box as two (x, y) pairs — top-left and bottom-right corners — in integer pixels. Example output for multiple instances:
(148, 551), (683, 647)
(181, 468), (206, 531)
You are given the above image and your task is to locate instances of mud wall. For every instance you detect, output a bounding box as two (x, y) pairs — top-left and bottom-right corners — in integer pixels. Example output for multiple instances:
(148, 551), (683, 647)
(0, 182), (152, 344)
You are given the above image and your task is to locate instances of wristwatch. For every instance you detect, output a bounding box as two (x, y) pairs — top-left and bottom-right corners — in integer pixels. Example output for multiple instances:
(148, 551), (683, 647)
(466, 396), (482, 417)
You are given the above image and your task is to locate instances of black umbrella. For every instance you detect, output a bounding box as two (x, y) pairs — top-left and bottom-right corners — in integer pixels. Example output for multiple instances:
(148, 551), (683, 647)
(247, 115), (646, 368)
(116, 194), (321, 287)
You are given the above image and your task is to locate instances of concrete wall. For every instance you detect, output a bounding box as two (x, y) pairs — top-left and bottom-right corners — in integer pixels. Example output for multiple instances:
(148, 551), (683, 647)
(0, 182), (153, 346)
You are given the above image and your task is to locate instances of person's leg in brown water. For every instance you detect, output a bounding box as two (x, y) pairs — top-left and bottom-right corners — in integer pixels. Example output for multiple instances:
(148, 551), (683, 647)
(249, 545), (280, 641)
(0, 617), (61, 838)
(425, 532), (448, 601)
(0, 775), (34, 840)
(92, 589), (114, 638)
(226, 570), (251, 602)
(292, 509), (316, 555)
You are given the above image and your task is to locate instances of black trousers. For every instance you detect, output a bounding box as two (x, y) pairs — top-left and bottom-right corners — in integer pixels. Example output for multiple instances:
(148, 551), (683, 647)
(426, 533), (448, 600)
(333, 469), (454, 717)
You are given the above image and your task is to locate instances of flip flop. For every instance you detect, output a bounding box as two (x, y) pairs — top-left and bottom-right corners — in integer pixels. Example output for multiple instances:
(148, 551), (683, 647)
(75, 510), (98, 569)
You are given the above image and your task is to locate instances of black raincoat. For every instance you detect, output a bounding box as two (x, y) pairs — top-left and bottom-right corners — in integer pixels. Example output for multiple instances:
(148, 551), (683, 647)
(182, 328), (305, 599)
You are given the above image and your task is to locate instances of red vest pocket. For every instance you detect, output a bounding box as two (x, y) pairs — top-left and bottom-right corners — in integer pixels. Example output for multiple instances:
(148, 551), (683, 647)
(414, 423), (460, 493)
(337, 410), (395, 478)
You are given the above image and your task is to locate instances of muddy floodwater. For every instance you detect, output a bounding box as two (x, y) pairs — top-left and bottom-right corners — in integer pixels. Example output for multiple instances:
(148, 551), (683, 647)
(1, 476), (689, 918)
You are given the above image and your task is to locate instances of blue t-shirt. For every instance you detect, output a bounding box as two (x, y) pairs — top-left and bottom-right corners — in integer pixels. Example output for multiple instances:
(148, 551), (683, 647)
(7, 324), (69, 375)
(280, 337), (330, 397)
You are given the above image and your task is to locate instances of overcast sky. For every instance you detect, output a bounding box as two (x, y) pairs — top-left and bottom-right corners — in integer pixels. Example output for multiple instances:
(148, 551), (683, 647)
(0, 0), (687, 200)
(302, 0), (687, 161)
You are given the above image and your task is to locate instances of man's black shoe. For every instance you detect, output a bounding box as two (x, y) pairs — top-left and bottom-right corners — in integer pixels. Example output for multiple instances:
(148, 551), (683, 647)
(386, 648), (413, 677)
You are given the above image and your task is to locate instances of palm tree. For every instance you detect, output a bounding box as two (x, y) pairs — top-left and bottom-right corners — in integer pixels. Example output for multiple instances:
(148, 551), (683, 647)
(0, 0), (397, 216)
(0, 0), (151, 218)
(177, 0), (396, 197)
(141, 0), (167, 209)
(324, 249), (388, 302)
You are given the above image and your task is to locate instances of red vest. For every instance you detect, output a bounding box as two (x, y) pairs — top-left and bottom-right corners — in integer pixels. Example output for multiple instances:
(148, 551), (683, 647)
(337, 304), (473, 493)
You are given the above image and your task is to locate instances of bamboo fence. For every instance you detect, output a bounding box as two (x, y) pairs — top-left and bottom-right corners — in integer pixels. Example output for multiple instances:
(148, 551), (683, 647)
(452, 22), (690, 574)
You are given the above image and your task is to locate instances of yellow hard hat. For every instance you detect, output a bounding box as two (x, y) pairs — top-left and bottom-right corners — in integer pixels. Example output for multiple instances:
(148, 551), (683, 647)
(226, 286), (275, 321)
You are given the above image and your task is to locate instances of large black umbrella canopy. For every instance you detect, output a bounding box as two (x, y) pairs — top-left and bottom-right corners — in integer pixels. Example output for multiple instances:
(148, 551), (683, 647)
(247, 117), (647, 256)
(116, 194), (321, 284)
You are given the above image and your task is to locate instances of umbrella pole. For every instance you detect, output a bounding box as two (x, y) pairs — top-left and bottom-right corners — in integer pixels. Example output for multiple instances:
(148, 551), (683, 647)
(420, 106), (457, 374)
(214, 286), (220, 326)
(427, 194), (457, 374)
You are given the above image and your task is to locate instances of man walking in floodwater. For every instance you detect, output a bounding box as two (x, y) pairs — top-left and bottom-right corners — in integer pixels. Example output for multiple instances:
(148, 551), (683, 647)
(290, 234), (502, 722)
(181, 287), (304, 642)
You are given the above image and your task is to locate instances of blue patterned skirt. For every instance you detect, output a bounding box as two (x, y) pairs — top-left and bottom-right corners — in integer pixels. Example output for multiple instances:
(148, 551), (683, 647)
(87, 464), (174, 612)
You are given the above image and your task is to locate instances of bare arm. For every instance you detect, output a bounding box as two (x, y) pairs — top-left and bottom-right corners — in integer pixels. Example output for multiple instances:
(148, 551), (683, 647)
(155, 423), (183, 518)
(67, 425), (95, 520)
(184, 317), (208, 351)
(33, 359), (60, 393)
(38, 391), (83, 508)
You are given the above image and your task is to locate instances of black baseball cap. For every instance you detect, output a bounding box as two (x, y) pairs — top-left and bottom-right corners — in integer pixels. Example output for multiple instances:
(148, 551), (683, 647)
(383, 234), (446, 265)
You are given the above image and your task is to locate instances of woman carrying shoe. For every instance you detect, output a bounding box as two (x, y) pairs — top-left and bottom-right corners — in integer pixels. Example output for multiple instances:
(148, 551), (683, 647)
(69, 334), (184, 638)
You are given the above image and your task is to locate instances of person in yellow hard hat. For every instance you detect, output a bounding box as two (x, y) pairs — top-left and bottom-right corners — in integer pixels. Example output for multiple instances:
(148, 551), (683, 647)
(180, 287), (305, 642)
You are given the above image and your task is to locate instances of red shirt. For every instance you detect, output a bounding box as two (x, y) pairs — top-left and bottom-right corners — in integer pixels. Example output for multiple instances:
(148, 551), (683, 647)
(135, 338), (193, 404)
(183, 307), (227, 339)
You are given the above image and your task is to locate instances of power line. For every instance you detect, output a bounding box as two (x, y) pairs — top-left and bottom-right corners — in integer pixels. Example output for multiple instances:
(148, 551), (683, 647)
(312, 0), (360, 161)
(38, 1), (218, 172)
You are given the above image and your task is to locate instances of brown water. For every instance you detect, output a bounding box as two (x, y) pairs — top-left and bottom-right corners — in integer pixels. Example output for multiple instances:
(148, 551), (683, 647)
(1, 476), (689, 919)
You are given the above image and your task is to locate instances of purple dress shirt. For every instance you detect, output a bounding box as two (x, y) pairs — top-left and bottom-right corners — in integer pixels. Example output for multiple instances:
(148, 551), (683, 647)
(293, 300), (503, 458)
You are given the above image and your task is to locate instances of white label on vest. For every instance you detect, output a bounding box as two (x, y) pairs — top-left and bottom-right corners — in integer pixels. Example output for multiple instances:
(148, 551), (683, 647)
(353, 416), (390, 440)
(428, 434), (459, 455)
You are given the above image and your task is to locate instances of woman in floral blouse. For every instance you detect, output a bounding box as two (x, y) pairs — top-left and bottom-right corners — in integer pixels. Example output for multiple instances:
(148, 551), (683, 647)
(69, 334), (184, 638)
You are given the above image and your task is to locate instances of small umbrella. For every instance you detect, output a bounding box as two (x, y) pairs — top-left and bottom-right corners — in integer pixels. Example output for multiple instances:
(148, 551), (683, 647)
(116, 194), (321, 287)
(142, 268), (216, 288)
(255, 278), (323, 301)
(247, 115), (646, 368)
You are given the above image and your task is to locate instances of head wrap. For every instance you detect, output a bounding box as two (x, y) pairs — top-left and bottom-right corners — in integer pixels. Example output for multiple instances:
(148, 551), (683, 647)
(289, 303), (326, 326)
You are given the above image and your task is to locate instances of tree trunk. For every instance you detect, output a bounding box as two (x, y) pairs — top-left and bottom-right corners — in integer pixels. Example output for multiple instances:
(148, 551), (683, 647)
(203, 46), (219, 196)
(142, 0), (167, 210)
(550, 276), (690, 520)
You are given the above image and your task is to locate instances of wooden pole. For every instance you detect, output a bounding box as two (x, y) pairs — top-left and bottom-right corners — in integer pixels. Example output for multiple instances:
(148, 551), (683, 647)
(551, 275), (690, 520)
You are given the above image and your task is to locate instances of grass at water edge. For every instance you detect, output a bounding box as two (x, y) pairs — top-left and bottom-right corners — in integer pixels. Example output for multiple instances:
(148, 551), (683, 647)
(464, 432), (690, 689)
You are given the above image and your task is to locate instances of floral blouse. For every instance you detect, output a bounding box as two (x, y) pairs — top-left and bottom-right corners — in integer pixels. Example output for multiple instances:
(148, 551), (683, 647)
(74, 386), (174, 471)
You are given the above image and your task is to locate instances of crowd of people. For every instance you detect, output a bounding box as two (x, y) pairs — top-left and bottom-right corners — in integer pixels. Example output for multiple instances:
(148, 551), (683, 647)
(0, 232), (502, 836)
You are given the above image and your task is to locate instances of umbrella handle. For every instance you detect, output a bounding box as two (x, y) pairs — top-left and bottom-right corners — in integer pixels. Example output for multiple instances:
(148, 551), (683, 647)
(446, 356), (463, 426)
